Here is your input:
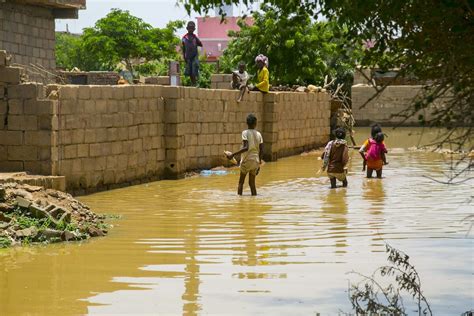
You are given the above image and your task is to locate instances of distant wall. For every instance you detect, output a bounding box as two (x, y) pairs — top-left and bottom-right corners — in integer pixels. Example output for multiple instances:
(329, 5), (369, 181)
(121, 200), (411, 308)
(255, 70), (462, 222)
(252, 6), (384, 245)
(1, 64), (331, 194)
(59, 71), (120, 85)
(351, 85), (439, 126)
(210, 74), (232, 89)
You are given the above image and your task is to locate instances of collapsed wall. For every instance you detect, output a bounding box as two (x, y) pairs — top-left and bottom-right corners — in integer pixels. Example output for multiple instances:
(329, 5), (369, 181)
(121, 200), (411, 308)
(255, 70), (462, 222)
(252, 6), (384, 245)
(1, 61), (331, 194)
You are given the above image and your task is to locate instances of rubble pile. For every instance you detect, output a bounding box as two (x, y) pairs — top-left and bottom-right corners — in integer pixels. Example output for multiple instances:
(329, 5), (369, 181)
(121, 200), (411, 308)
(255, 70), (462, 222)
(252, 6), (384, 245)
(270, 84), (326, 93)
(0, 183), (108, 248)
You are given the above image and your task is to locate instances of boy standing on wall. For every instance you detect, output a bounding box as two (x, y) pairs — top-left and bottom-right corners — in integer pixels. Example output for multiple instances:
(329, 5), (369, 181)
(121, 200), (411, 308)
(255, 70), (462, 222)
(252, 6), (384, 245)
(226, 114), (264, 196)
(182, 21), (202, 86)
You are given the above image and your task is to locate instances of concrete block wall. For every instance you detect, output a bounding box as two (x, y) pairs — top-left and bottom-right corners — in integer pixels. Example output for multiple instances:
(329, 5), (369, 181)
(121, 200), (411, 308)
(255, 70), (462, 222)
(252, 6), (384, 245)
(0, 81), (57, 175)
(210, 74), (233, 89)
(270, 92), (331, 158)
(1, 81), (331, 193)
(0, 3), (56, 72)
(176, 87), (265, 173)
(55, 85), (167, 194)
(351, 85), (437, 126)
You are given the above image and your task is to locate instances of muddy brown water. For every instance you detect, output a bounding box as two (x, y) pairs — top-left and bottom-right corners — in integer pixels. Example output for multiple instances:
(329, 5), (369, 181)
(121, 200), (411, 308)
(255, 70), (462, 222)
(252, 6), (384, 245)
(0, 128), (472, 315)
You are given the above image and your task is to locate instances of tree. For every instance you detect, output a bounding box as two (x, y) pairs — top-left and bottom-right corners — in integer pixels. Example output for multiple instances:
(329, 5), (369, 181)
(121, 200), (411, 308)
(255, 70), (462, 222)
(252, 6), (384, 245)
(55, 32), (110, 71)
(80, 9), (184, 73)
(219, 5), (360, 88)
(180, 0), (473, 158)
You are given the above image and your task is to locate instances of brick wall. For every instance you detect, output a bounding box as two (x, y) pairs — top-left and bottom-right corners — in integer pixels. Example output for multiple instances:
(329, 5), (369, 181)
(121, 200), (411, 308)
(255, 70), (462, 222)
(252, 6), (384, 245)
(1, 66), (331, 193)
(351, 85), (439, 126)
(0, 3), (56, 71)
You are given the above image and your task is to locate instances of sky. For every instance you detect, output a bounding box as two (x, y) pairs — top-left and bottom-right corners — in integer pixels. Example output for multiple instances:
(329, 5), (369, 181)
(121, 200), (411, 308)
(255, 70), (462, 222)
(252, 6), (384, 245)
(55, 0), (257, 34)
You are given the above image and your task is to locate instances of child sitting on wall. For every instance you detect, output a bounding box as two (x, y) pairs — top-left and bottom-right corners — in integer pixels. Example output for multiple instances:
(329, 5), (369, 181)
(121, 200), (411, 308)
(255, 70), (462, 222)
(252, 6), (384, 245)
(231, 62), (250, 102)
(225, 113), (264, 196)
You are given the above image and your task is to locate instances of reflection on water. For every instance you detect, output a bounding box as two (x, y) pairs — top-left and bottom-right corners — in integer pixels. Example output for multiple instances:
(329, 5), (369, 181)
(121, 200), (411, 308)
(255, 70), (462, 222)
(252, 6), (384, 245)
(0, 128), (472, 315)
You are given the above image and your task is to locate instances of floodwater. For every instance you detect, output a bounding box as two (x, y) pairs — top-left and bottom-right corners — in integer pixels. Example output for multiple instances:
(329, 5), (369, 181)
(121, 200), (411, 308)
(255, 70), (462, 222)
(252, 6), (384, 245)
(0, 128), (472, 315)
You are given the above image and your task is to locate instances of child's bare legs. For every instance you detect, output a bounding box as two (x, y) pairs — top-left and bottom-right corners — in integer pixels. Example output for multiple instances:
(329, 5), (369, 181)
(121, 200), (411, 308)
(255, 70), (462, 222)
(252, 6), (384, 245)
(237, 86), (246, 102)
(238, 172), (246, 195)
(248, 172), (257, 196)
(376, 169), (383, 178)
(366, 168), (374, 178)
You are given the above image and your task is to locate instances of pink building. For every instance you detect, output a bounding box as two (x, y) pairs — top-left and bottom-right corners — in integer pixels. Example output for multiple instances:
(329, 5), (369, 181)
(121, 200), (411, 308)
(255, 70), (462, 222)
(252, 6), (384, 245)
(196, 16), (253, 61)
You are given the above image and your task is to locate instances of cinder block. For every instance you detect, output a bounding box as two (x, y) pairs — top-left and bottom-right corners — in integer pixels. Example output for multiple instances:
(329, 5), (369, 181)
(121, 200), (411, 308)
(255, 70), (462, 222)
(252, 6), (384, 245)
(24, 131), (52, 146)
(7, 115), (38, 131)
(24, 100), (57, 115)
(0, 130), (23, 145)
(0, 161), (24, 172)
(8, 99), (23, 114)
(89, 86), (103, 99)
(64, 144), (77, 159)
(0, 67), (22, 84)
(162, 86), (181, 99)
(77, 86), (91, 100)
(89, 143), (102, 157)
(112, 86), (125, 100)
(7, 145), (38, 160)
(58, 86), (78, 100)
(9, 83), (43, 99)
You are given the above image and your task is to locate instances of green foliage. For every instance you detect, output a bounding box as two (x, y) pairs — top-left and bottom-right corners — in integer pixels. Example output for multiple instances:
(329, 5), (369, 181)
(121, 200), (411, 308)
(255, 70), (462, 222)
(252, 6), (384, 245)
(0, 237), (11, 248)
(81, 9), (183, 73)
(56, 32), (110, 71)
(13, 209), (51, 230)
(134, 60), (170, 76)
(56, 9), (184, 73)
(219, 5), (360, 87)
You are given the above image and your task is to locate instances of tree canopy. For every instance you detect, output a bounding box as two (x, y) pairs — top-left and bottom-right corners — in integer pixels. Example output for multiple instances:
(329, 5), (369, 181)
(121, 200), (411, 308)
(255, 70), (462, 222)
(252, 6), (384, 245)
(219, 5), (360, 87)
(57, 9), (184, 73)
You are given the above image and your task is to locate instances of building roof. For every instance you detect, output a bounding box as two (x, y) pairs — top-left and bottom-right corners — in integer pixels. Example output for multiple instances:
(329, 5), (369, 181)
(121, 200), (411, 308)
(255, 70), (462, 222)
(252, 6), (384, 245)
(197, 16), (252, 39)
(9, 0), (86, 9)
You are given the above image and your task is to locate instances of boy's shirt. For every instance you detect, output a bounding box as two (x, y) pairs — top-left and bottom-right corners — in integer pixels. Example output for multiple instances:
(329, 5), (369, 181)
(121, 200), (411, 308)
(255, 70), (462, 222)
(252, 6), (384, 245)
(232, 70), (249, 86)
(182, 33), (202, 60)
(241, 129), (263, 163)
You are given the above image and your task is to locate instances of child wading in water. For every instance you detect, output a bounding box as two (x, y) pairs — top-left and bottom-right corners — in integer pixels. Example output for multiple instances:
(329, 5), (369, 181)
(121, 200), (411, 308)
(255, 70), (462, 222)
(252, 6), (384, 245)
(359, 124), (388, 178)
(226, 114), (264, 196)
(362, 132), (388, 178)
(321, 128), (349, 189)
